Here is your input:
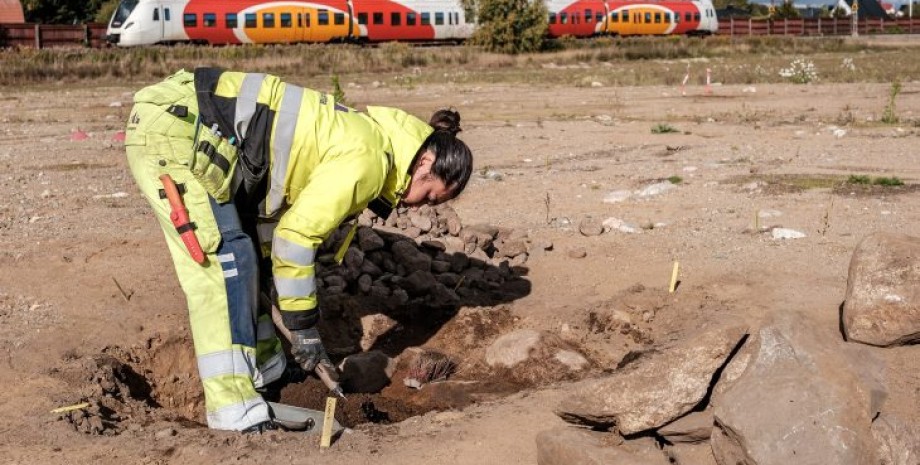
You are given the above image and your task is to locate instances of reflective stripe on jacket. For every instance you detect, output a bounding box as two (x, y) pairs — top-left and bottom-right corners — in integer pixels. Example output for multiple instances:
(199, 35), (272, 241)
(194, 68), (434, 330)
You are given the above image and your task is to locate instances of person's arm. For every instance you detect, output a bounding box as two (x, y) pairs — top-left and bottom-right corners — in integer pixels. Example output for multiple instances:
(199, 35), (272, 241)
(272, 153), (379, 331)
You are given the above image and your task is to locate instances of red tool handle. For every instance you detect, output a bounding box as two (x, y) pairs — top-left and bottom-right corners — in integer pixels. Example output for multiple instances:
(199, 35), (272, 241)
(159, 174), (206, 265)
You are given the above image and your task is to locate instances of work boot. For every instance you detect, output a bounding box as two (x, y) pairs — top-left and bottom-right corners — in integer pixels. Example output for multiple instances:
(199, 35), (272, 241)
(241, 420), (280, 435)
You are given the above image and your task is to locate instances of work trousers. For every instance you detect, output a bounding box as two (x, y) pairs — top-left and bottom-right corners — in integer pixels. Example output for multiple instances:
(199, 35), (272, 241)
(124, 73), (286, 431)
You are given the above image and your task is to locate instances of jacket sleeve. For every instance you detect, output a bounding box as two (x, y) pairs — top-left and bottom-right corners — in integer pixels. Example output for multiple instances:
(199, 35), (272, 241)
(272, 153), (379, 331)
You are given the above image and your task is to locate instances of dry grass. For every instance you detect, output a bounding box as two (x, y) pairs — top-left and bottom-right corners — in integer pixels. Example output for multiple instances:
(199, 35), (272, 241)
(1, 36), (918, 87)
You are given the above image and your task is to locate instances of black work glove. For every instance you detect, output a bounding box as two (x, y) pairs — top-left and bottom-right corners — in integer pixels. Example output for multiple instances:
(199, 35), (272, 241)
(290, 327), (329, 372)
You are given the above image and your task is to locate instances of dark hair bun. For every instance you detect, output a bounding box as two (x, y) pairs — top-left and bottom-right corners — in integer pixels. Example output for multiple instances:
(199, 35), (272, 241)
(429, 109), (462, 136)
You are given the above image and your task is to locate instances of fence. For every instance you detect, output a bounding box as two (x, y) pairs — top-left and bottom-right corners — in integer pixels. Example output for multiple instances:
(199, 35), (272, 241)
(717, 17), (920, 37)
(0, 23), (108, 48)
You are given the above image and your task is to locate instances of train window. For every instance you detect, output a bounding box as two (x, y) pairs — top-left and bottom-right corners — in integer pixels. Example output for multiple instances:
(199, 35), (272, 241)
(183, 13), (197, 27)
(694, 12), (700, 20)
(318, 10), (329, 25)
(298, 13), (302, 27)
(164, 8), (170, 21)
(357, 12), (367, 25)
(281, 13), (291, 27)
(673, 13), (679, 23)
(263, 13), (275, 27)
(435, 12), (444, 25)
(610, 11), (618, 22)
(391, 12), (401, 25)
(548, 13), (556, 24)
(226, 13), (237, 28)
(685, 12), (691, 21)
(407, 12), (416, 25)
(203, 13), (216, 27)
(596, 12), (603, 21)
(244, 13), (256, 27)
(334, 12), (345, 25)
(573, 14), (578, 24)
(654, 12), (660, 23)
(644, 12), (651, 22)
(372, 12), (383, 24)
(421, 12), (431, 25)
(448, 12), (453, 25)
(153, 9), (159, 21)
(585, 9), (591, 22)
(305, 13), (311, 26)
(622, 9), (628, 22)
(560, 12), (567, 24)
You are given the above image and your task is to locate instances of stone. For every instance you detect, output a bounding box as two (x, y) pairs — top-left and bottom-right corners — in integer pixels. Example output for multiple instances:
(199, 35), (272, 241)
(405, 226), (422, 239)
(843, 232), (920, 346)
(343, 247), (364, 271)
(360, 259), (383, 277)
(339, 351), (396, 393)
(402, 270), (437, 295)
(871, 413), (920, 465)
(658, 410), (713, 444)
(392, 241), (431, 274)
(567, 247), (587, 259)
(443, 236), (465, 252)
(712, 314), (886, 465)
(484, 329), (541, 368)
(420, 240), (446, 252)
(536, 428), (669, 465)
(431, 260), (452, 274)
(497, 239), (527, 258)
(603, 190), (633, 204)
(555, 323), (748, 434)
(360, 314), (398, 351)
(603, 217), (642, 234)
(357, 228), (385, 252)
(636, 182), (676, 198)
(357, 274), (373, 294)
(409, 212), (432, 232)
(554, 350), (589, 371)
(665, 443), (718, 465)
(449, 252), (469, 273)
(771, 228), (806, 240)
(447, 217), (462, 236)
(579, 217), (605, 236)
(529, 240), (554, 253)
(155, 427), (177, 439)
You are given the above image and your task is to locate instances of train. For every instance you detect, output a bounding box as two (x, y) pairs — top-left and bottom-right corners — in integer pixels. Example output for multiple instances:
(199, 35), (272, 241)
(105, 0), (717, 46)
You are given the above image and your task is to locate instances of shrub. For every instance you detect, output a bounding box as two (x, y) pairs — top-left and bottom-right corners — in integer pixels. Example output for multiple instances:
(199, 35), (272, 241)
(651, 123), (678, 134)
(847, 175), (871, 184)
(471, 0), (548, 54)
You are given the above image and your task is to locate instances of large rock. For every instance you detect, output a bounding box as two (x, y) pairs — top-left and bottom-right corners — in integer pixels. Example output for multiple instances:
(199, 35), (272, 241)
(536, 428), (669, 465)
(658, 410), (713, 444)
(712, 314), (886, 465)
(843, 232), (920, 346)
(872, 413), (920, 465)
(555, 323), (748, 434)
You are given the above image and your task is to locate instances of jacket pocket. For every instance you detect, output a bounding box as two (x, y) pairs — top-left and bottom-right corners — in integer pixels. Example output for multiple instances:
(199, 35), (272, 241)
(189, 124), (239, 204)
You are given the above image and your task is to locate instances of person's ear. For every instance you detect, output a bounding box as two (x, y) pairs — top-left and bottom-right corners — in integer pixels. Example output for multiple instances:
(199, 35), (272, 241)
(415, 151), (436, 175)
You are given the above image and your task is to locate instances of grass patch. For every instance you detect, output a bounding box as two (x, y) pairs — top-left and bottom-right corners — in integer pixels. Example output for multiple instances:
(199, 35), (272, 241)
(847, 174), (904, 186)
(651, 123), (678, 134)
(667, 175), (683, 184)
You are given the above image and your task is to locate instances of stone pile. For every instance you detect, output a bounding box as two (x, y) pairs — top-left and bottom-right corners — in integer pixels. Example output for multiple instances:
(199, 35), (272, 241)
(314, 204), (545, 315)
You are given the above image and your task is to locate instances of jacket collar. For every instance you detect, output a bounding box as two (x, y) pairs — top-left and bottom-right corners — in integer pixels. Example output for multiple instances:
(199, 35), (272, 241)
(366, 106), (433, 211)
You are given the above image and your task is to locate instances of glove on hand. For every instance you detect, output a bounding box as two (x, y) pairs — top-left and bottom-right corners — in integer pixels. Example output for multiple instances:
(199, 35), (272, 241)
(290, 328), (328, 373)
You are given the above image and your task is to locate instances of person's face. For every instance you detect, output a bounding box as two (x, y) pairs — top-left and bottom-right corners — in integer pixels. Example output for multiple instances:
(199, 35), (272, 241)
(401, 151), (453, 206)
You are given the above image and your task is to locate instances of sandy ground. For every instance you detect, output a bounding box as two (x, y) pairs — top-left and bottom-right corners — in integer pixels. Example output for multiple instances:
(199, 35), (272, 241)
(1, 76), (920, 464)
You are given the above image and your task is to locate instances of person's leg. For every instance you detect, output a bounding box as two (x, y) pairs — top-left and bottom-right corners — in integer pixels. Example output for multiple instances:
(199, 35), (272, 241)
(125, 99), (278, 430)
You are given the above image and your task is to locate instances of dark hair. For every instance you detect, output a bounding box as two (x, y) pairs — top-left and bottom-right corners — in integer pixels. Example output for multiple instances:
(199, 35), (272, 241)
(415, 109), (473, 197)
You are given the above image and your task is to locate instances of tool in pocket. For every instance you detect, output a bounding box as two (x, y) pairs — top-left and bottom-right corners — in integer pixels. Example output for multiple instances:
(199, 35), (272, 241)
(160, 173), (207, 265)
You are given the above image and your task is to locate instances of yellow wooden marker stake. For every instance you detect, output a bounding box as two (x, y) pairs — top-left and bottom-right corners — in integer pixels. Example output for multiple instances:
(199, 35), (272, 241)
(51, 402), (90, 414)
(669, 261), (680, 294)
(320, 397), (337, 449)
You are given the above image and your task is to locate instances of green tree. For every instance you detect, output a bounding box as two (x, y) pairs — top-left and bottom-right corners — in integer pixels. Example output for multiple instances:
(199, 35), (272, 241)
(774, 1), (802, 18)
(471, 0), (548, 54)
(23, 0), (110, 23)
(95, 0), (120, 24)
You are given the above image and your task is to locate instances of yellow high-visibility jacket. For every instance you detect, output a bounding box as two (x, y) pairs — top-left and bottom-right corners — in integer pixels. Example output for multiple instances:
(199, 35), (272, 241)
(194, 68), (433, 330)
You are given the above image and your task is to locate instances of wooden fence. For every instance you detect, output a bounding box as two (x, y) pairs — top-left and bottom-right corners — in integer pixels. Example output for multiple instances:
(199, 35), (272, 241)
(0, 23), (108, 48)
(717, 17), (920, 37)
